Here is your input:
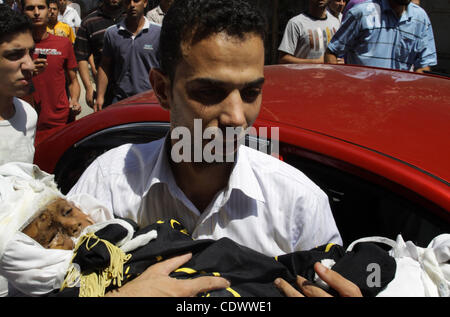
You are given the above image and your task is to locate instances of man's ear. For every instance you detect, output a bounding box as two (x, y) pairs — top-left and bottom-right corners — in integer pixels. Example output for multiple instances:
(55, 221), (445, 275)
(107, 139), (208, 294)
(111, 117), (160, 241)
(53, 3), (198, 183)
(150, 68), (171, 111)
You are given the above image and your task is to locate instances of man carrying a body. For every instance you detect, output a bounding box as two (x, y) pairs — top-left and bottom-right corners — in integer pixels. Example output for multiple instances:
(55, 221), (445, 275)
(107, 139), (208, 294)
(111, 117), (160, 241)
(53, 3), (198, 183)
(70, 0), (362, 297)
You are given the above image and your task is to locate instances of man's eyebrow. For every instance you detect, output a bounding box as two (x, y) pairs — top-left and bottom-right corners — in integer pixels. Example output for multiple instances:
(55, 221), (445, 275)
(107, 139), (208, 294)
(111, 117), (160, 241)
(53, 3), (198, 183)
(188, 77), (265, 88)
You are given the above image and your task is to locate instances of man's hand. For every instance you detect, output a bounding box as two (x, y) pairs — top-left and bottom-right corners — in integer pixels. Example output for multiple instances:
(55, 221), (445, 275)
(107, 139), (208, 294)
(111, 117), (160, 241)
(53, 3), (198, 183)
(33, 58), (48, 76)
(105, 253), (230, 297)
(94, 95), (104, 112)
(69, 99), (82, 116)
(274, 262), (363, 297)
(85, 87), (95, 109)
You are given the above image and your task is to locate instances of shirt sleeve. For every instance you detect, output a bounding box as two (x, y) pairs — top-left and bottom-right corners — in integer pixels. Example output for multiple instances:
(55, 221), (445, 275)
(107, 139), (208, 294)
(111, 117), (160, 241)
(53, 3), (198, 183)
(65, 39), (78, 70)
(68, 158), (114, 215)
(278, 18), (303, 56)
(101, 29), (114, 59)
(74, 21), (91, 61)
(414, 16), (437, 69)
(291, 189), (343, 251)
(327, 11), (361, 56)
(73, 11), (81, 28)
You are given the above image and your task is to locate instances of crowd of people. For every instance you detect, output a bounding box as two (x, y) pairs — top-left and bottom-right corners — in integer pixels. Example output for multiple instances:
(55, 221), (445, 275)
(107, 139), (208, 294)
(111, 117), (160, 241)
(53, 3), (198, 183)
(0, 0), (446, 298)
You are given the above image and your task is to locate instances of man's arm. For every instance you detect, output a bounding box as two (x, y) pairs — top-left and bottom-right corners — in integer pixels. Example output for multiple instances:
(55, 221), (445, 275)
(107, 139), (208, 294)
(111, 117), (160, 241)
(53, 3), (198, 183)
(415, 66), (431, 74)
(95, 55), (112, 112)
(78, 60), (95, 108)
(67, 68), (81, 115)
(105, 253), (230, 297)
(324, 48), (339, 64)
(278, 51), (324, 64)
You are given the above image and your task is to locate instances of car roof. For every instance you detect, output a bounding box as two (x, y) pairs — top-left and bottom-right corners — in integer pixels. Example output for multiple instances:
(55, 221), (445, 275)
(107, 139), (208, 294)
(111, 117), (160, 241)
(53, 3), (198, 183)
(260, 64), (450, 187)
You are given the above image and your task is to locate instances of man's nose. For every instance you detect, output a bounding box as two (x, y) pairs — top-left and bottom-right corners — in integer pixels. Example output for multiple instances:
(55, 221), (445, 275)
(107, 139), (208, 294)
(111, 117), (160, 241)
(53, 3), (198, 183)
(220, 90), (247, 128)
(22, 53), (35, 72)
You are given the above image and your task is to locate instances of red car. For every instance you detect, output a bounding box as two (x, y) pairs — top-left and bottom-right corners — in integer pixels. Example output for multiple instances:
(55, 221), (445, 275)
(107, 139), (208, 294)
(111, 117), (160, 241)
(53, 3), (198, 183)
(34, 64), (450, 247)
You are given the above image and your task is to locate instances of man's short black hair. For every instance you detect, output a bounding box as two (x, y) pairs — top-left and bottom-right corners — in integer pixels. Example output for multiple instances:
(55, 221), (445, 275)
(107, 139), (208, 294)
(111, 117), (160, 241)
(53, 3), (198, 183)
(160, 0), (267, 81)
(0, 4), (33, 44)
(48, 0), (59, 7)
(20, 0), (50, 10)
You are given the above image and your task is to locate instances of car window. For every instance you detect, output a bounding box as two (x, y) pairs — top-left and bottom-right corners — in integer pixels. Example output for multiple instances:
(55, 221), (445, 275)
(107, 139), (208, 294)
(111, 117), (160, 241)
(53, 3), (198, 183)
(282, 149), (450, 248)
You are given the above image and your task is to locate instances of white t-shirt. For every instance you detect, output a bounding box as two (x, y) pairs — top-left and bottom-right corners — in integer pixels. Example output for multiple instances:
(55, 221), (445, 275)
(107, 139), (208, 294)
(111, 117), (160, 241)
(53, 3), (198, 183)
(0, 98), (37, 167)
(69, 137), (342, 257)
(0, 97), (37, 297)
(58, 6), (81, 34)
(278, 12), (340, 60)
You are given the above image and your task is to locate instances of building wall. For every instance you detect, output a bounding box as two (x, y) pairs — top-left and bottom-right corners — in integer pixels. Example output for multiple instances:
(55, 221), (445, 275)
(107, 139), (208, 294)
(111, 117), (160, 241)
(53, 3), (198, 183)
(421, 0), (450, 74)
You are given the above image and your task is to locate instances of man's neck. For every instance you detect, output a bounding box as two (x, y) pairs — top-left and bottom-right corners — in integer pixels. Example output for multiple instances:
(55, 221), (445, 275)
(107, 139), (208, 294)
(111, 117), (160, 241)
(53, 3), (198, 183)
(170, 157), (234, 213)
(388, 0), (408, 18)
(125, 15), (145, 35)
(0, 96), (15, 121)
(32, 26), (49, 42)
(59, 6), (66, 15)
(309, 5), (327, 19)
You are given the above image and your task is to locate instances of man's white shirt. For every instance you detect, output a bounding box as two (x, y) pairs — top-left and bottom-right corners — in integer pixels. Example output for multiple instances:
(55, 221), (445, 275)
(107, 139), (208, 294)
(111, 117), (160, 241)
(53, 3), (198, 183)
(58, 6), (81, 34)
(69, 137), (342, 256)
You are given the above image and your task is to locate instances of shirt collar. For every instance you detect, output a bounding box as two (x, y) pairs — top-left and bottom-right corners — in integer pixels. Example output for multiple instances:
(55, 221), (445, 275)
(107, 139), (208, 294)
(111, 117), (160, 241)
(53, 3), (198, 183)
(155, 5), (165, 16)
(143, 137), (266, 208)
(381, 0), (413, 21)
(118, 16), (150, 34)
(226, 145), (265, 204)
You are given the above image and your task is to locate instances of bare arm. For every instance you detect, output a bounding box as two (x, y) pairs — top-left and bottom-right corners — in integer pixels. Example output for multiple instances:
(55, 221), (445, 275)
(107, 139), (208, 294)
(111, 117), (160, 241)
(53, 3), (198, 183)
(78, 60), (95, 108)
(95, 56), (112, 112)
(105, 253), (230, 297)
(278, 52), (324, 64)
(67, 68), (81, 115)
(415, 66), (431, 74)
(324, 48), (339, 64)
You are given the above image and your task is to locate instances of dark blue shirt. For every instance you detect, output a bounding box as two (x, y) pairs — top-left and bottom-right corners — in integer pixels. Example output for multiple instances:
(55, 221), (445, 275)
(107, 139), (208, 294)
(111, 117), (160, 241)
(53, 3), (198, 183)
(102, 18), (160, 98)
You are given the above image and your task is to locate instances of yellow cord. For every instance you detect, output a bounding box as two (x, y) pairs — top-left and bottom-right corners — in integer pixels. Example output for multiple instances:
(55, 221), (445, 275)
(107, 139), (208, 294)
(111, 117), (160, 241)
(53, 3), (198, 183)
(60, 232), (132, 297)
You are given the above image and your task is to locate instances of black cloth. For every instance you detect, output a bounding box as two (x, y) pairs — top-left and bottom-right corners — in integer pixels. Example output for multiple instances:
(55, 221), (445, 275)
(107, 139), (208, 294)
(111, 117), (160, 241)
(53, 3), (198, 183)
(54, 218), (396, 297)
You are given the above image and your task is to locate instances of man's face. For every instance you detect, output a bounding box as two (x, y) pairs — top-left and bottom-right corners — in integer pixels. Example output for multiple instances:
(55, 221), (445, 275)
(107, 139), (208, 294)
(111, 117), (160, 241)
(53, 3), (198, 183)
(0, 31), (35, 100)
(328, 0), (346, 14)
(58, 0), (67, 10)
(310, 0), (329, 9)
(23, 0), (49, 28)
(124, 0), (147, 18)
(48, 3), (59, 23)
(105, 0), (123, 8)
(22, 198), (94, 250)
(165, 32), (265, 161)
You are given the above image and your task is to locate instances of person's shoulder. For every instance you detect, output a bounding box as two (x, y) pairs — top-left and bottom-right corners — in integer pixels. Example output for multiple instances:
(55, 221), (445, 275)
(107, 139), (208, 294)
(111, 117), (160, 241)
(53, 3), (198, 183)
(409, 3), (431, 23)
(242, 146), (325, 196)
(326, 12), (341, 25)
(12, 98), (38, 124)
(94, 138), (164, 175)
(348, 0), (378, 17)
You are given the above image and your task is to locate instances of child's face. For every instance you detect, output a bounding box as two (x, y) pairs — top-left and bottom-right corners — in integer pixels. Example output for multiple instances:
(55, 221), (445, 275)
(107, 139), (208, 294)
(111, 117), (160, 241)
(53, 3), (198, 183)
(22, 198), (94, 250)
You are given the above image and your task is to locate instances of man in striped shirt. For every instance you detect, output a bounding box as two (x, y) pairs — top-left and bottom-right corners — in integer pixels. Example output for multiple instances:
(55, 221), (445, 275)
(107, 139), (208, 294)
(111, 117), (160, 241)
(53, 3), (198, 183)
(74, 0), (124, 108)
(325, 0), (437, 72)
